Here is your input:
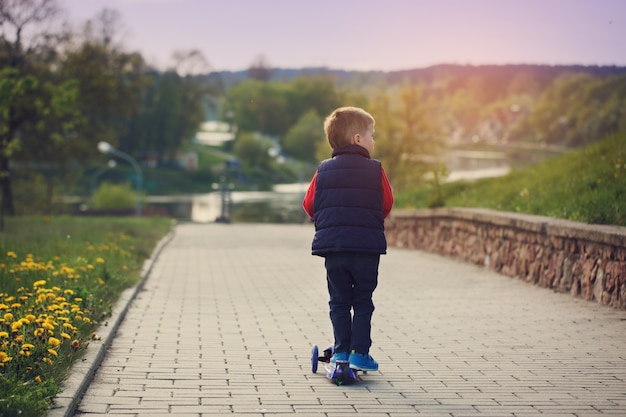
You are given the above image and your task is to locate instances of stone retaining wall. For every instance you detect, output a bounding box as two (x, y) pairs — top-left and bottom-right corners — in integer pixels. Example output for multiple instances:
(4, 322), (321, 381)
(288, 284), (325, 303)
(385, 208), (626, 310)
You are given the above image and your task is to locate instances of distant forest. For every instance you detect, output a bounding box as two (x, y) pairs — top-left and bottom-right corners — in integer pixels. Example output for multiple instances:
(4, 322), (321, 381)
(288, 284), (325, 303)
(214, 64), (626, 149)
(217, 64), (626, 91)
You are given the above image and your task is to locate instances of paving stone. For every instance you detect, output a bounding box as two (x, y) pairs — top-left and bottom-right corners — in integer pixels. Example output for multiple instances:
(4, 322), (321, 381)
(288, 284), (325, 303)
(67, 223), (626, 416)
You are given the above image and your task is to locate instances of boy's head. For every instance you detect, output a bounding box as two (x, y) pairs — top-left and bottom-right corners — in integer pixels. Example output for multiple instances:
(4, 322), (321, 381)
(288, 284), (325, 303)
(324, 107), (375, 151)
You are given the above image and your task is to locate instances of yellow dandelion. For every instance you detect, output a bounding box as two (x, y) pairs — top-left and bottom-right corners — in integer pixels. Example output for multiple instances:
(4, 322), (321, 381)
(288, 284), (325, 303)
(33, 328), (45, 337)
(74, 298), (83, 303)
(64, 289), (74, 296)
(14, 335), (23, 343)
(6, 251), (17, 258)
(10, 303), (21, 309)
(61, 332), (71, 339)
(0, 331), (8, 338)
(35, 375), (42, 383)
(22, 343), (34, 350)
(3, 313), (13, 321)
(97, 278), (105, 285)
(0, 352), (12, 363)
(33, 279), (47, 288)
(48, 337), (61, 347)
(26, 314), (36, 321)
(47, 349), (58, 356)
(96, 257), (104, 264)
(43, 357), (53, 365)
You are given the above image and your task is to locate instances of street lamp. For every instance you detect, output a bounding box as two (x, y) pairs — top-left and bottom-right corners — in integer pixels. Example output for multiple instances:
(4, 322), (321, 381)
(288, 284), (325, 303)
(90, 159), (117, 196)
(97, 141), (143, 217)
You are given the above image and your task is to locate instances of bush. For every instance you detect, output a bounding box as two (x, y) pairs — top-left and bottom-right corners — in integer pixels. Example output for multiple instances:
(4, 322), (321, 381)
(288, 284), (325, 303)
(92, 182), (139, 210)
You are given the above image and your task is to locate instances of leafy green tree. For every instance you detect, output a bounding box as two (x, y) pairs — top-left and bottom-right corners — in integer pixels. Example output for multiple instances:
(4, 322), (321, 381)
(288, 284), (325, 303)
(12, 77), (84, 214)
(59, 41), (147, 154)
(286, 76), (342, 121)
(514, 73), (626, 146)
(232, 132), (273, 170)
(282, 109), (324, 162)
(127, 69), (213, 165)
(226, 79), (292, 137)
(0, 68), (38, 222)
(224, 75), (344, 143)
(371, 85), (445, 192)
(0, 0), (66, 224)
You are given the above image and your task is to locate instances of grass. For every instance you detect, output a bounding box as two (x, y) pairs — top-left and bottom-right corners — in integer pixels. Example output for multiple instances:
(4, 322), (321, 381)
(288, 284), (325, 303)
(395, 132), (626, 226)
(0, 216), (172, 417)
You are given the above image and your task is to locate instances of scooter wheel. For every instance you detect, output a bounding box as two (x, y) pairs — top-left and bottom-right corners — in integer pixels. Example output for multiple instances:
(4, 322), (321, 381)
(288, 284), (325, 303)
(336, 362), (350, 386)
(311, 345), (319, 373)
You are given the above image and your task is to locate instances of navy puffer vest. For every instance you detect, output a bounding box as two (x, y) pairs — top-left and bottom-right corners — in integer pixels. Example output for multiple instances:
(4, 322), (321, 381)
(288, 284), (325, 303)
(312, 145), (387, 256)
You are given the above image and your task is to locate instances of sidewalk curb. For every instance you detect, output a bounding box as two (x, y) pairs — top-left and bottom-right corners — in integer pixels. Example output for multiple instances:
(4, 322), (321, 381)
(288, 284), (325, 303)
(47, 228), (176, 417)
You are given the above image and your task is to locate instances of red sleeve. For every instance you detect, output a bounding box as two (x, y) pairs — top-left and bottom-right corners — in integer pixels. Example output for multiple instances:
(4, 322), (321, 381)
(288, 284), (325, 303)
(381, 167), (394, 218)
(302, 170), (318, 220)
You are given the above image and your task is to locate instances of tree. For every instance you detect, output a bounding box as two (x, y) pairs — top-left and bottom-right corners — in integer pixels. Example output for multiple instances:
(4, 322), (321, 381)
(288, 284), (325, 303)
(0, 0), (64, 225)
(247, 55), (273, 82)
(223, 75), (343, 144)
(514, 73), (626, 146)
(170, 49), (211, 75)
(126, 68), (212, 165)
(225, 79), (291, 137)
(58, 40), (147, 154)
(232, 132), (273, 170)
(282, 109), (324, 162)
(371, 85), (445, 192)
(12, 76), (83, 214)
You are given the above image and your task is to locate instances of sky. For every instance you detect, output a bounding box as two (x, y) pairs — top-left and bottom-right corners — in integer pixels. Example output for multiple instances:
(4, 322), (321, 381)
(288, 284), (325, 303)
(59, 0), (626, 73)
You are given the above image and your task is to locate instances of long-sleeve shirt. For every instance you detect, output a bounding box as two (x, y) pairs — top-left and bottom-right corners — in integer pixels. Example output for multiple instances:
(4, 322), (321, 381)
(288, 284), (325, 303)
(302, 167), (394, 221)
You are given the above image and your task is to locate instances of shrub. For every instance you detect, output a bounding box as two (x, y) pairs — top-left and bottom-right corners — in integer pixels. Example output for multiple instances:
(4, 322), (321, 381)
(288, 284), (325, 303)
(92, 182), (138, 210)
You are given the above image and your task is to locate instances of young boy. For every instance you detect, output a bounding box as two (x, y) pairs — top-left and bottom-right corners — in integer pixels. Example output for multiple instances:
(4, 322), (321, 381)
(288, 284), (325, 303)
(302, 106), (393, 371)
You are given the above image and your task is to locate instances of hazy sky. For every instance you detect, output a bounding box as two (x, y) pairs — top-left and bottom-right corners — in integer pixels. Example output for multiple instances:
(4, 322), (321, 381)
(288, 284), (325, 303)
(59, 0), (626, 72)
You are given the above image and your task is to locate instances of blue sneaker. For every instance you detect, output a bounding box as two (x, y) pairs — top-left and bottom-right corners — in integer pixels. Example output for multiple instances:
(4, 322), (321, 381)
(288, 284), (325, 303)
(349, 351), (378, 371)
(330, 352), (349, 364)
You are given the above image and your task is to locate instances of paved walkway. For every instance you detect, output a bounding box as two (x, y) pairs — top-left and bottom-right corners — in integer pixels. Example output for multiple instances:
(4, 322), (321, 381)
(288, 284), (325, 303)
(69, 223), (626, 416)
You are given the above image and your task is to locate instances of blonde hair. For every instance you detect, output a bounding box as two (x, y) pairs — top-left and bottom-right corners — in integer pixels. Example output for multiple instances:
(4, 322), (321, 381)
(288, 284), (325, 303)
(324, 107), (374, 149)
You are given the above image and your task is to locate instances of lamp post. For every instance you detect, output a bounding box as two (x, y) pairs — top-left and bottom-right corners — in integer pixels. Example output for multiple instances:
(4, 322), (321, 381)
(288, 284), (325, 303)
(97, 141), (143, 217)
(211, 176), (233, 223)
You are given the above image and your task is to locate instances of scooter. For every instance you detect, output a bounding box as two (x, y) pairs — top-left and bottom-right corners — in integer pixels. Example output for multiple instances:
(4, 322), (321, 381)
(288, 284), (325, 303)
(310, 345), (363, 386)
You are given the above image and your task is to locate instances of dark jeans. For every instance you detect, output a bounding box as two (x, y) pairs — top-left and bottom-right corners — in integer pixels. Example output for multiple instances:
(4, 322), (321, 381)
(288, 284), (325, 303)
(324, 252), (380, 355)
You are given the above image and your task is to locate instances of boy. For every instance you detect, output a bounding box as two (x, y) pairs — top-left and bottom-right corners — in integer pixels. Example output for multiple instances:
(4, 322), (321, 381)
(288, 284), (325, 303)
(302, 106), (393, 371)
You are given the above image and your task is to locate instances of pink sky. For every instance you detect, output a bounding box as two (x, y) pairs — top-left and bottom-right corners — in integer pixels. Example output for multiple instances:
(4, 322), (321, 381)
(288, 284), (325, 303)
(60, 0), (626, 72)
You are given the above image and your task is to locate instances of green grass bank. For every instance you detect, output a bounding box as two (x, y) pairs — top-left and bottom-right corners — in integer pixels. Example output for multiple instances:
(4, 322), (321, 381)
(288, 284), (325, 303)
(396, 133), (626, 226)
(0, 216), (172, 417)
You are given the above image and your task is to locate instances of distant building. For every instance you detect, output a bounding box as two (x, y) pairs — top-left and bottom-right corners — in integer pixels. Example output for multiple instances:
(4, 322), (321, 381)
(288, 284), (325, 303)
(194, 121), (236, 146)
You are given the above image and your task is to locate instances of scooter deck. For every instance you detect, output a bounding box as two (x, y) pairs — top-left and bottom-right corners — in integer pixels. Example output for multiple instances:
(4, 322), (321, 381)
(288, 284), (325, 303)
(311, 345), (360, 386)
